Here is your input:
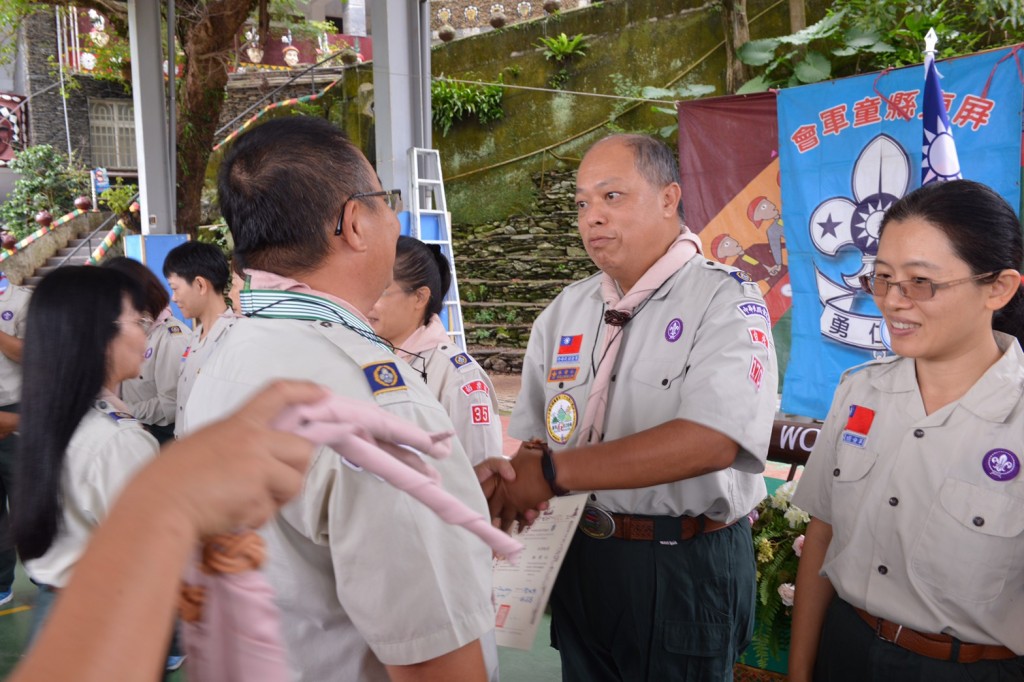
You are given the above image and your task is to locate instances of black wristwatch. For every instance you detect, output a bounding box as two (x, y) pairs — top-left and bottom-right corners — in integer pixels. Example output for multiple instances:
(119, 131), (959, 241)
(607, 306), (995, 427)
(539, 443), (570, 497)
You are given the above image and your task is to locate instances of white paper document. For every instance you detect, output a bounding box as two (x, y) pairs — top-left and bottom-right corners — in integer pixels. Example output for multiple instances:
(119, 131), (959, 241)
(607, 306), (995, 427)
(492, 493), (588, 650)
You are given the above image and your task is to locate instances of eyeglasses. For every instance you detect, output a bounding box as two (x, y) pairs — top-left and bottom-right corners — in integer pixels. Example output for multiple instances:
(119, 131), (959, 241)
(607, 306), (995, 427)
(334, 189), (403, 236)
(859, 271), (998, 301)
(116, 315), (154, 334)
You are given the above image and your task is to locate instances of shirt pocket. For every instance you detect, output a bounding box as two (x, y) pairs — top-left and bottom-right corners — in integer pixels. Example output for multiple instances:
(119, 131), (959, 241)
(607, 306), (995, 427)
(830, 445), (880, 536)
(633, 355), (688, 391)
(910, 478), (1024, 603)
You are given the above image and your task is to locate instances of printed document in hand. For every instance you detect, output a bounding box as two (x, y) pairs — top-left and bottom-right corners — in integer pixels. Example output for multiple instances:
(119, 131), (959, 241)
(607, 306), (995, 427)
(492, 493), (588, 649)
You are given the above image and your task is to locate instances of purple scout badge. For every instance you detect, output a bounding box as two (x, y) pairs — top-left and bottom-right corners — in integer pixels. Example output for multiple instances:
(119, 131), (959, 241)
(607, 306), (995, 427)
(664, 318), (683, 342)
(982, 448), (1020, 481)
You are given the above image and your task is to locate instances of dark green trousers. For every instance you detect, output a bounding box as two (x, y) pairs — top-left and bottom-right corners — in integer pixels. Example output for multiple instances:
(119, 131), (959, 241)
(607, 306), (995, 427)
(551, 517), (755, 682)
(0, 402), (19, 593)
(815, 597), (1024, 682)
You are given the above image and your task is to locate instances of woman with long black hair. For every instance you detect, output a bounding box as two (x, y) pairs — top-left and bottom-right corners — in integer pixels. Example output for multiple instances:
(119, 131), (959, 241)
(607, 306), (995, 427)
(12, 266), (159, 638)
(103, 257), (190, 443)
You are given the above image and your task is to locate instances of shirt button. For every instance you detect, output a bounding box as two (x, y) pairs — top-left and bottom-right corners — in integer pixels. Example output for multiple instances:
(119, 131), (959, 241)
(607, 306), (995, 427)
(558, 382), (564, 389)
(913, 429), (925, 438)
(611, 374), (616, 382)
(973, 516), (985, 527)
(877, 565), (888, 575)
(319, 321), (332, 328)
(661, 378), (668, 386)
(833, 468), (841, 477)
(889, 497), (899, 506)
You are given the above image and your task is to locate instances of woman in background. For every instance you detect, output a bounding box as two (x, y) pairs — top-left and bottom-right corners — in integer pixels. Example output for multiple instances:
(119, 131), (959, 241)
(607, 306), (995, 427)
(104, 257), (189, 443)
(11, 266), (158, 638)
(789, 180), (1024, 681)
(369, 236), (503, 466)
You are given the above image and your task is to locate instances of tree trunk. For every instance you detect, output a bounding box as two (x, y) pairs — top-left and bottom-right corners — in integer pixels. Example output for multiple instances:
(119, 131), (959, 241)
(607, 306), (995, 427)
(789, 0), (806, 32)
(176, 0), (255, 238)
(721, 0), (751, 93)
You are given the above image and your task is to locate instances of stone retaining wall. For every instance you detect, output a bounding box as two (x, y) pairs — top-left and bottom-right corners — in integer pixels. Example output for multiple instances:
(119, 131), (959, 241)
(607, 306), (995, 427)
(454, 168), (595, 372)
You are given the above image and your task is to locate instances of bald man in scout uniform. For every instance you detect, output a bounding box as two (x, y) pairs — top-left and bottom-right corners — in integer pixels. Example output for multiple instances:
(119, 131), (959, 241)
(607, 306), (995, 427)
(0, 273), (29, 606)
(499, 134), (779, 681)
(184, 117), (493, 682)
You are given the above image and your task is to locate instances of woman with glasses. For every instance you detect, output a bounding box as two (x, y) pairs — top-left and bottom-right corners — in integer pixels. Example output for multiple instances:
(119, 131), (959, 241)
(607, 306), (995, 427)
(103, 257), (190, 443)
(788, 179), (1024, 682)
(368, 236), (503, 467)
(11, 266), (159, 639)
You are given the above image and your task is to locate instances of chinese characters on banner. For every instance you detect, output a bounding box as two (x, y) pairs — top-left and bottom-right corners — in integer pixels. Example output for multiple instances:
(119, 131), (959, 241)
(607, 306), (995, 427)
(778, 47), (1023, 419)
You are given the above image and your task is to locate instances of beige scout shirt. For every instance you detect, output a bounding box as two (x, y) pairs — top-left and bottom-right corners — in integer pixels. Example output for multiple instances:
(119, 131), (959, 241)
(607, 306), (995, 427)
(509, 255), (778, 521)
(0, 283), (31, 406)
(24, 399), (158, 588)
(405, 343), (502, 465)
(173, 309), (239, 438)
(185, 317), (495, 682)
(121, 310), (190, 426)
(792, 332), (1024, 653)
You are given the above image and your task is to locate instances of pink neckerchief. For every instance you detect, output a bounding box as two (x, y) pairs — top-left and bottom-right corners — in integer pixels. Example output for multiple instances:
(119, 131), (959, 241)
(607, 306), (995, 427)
(577, 231), (702, 446)
(243, 269), (372, 325)
(395, 315), (451, 362)
(179, 386), (522, 682)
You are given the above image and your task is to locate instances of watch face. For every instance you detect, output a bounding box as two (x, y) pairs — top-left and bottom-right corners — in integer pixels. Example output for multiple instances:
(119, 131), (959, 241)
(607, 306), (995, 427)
(578, 505), (615, 539)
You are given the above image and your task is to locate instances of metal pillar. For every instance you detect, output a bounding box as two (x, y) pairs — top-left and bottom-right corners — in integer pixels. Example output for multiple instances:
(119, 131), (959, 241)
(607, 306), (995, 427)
(127, 0), (174, 234)
(369, 0), (431, 196)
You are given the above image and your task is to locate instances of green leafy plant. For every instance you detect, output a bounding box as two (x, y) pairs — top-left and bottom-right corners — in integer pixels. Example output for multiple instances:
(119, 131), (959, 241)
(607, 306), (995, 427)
(537, 32), (588, 63)
(431, 76), (505, 137)
(749, 480), (809, 668)
(197, 218), (234, 258)
(0, 145), (89, 239)
(736, 0), (1020, 92)
(471, 308), (496, 324)
(642, 83), (717, 137)
(99, 179), (139, 218)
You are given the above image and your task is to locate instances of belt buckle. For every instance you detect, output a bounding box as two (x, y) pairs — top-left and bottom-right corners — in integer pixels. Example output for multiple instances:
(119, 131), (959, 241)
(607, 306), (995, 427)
(579, 505), (616, 539)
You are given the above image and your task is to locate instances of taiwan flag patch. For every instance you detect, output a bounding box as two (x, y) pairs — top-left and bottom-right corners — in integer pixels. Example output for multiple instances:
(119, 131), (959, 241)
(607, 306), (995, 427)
(556, 335), (582, 363)
(841, 405), (875, 448)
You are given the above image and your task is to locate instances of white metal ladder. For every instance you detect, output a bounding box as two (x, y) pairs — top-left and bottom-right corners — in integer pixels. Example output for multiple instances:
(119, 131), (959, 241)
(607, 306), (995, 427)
(407, 147), (466, 351)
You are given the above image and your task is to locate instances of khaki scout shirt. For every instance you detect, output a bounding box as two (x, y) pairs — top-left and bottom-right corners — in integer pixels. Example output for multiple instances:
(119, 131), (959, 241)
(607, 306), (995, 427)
(185, 316), (494, 682)
(121, 311), (190, 426)
(173, 309), (239, 438)
(25, 399), (158, 588)
(509, 255), (778, 521)
(793, 332), (1024, 653)
(405, 343), (502, 465)
(0, 284), (31, 406)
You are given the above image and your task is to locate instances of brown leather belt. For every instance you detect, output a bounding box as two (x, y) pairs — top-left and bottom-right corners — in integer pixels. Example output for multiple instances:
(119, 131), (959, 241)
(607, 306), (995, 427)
(607, 512), (736, 541)
(854, 607), (1017, 663)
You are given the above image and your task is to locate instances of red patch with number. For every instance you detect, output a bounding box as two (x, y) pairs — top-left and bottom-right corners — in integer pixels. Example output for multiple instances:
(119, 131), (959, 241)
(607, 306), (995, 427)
(748, 356), (764, 391)
(471, 404), (491, 425)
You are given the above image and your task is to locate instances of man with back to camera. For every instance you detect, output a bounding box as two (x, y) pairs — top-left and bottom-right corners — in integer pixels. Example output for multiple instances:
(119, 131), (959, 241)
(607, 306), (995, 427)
(492, 134), (779, 681)
(183, 117), (494, 682)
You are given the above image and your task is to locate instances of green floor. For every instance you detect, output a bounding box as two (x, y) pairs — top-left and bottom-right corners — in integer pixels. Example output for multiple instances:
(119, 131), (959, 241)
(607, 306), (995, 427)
(0, 558), (560, 681)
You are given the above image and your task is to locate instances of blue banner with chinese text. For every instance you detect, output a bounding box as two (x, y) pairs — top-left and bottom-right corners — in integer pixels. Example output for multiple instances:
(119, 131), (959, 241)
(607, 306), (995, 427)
(779, 47), (1023, 419)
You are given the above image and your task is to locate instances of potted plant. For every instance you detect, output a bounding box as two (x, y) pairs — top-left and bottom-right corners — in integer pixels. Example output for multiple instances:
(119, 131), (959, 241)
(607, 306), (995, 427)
(744, 480), (810, 672)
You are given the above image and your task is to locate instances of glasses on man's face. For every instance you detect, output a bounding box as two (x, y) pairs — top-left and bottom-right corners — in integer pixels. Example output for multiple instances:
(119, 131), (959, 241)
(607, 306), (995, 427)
(859, 271), (998, 301)
(334, 189), (403, 235)
(116, 315), (154, 335)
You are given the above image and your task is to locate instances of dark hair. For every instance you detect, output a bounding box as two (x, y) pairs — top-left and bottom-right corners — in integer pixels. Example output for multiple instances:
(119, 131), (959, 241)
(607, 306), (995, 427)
(881, 179), (1024, 345)
(102, 256), (169, 319)
(218, 117), (378, 275)
(162, 241), (230, 293)
(393, 236), (452, 327)
(12, 266), (145, 561)
(594, 133), (685, 223)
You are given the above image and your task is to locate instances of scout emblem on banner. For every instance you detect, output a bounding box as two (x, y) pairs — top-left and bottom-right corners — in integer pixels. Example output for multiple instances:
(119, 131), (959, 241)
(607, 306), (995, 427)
(678, 92), (791, 325)
(778, 46), (1023, 419)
